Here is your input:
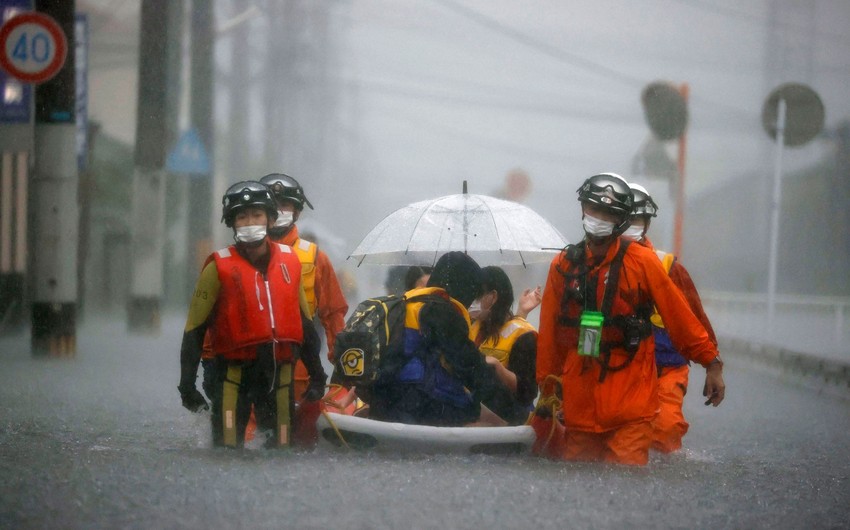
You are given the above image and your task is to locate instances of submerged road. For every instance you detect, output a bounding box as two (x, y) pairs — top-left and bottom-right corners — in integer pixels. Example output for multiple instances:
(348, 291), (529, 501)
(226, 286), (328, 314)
(1, 315), (848, 529)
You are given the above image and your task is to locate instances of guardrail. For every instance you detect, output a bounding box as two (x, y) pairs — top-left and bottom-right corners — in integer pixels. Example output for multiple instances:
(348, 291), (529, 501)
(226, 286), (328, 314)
(700, 291), (850, 361)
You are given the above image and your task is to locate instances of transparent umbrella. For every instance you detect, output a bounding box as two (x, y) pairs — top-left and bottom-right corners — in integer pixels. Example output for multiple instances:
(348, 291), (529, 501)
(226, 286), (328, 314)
(349, 185), (568, 267)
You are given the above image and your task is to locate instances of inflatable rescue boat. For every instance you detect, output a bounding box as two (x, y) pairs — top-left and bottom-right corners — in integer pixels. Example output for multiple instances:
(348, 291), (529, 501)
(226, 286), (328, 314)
(312, 387), (536, 455)
(316, 412), (535, 454)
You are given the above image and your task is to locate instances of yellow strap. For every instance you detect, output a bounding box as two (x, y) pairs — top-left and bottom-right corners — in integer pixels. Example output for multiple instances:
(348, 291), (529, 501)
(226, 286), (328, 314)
(319, 384), (350, 449)
(650, 252), (676, 328)
(276, 363), (293, 447)
(320, 409), (350, 449)
(222, 365), (242, 447)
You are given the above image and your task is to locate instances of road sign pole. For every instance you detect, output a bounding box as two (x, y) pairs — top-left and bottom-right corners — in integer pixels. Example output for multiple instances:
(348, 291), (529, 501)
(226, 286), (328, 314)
(759, 82), (824, 334)
(673, 83), (689, 258)
(0, 1), (34, 335)
(29, 2), (77, 356)
(766, 98), (786, 331)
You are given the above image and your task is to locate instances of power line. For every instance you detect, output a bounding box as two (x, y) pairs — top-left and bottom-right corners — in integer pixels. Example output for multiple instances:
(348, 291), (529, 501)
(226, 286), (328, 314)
(343, 77), (639, 123)
(431, 0), (647, 88)
(343, 77), (758, 134)
(669, 0), (850, 45)
(430, 0), (756, 118)
(371, 102), (594, 165)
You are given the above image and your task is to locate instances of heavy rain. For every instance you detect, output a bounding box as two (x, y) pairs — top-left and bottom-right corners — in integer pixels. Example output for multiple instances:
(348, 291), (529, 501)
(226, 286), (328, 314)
(1, 1), (849, 528)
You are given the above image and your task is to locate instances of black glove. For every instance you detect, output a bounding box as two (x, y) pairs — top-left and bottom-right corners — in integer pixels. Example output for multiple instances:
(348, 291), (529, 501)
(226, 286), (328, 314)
(178, 384), (209, 413)
(302, 379), (326, 402)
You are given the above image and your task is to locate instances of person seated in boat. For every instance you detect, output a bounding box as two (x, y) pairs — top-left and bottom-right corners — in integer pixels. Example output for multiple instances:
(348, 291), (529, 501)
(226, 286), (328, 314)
(404, 265), (432, 290)
(369, 251), (512, 427)
(469, 266), (542, 425)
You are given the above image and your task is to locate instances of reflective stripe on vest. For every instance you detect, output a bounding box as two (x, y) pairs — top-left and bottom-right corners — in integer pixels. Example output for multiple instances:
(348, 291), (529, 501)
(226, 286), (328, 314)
(292, 238), (318, 317)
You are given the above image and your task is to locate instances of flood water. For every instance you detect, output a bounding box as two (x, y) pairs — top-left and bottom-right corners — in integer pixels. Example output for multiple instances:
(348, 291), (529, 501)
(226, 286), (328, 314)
(1, 315), (848, 529)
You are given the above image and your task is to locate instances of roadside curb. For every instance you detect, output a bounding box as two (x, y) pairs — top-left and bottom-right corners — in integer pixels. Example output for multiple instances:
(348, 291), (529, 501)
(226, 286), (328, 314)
(721, 336), (850, 399)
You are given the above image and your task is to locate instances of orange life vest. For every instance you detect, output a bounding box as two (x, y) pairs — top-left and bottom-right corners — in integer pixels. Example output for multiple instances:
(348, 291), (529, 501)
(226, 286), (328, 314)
(209, 243), (303, 361)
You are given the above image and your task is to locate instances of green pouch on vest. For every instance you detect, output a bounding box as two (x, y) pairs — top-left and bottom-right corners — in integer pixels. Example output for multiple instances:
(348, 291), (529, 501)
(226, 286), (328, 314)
(577, 311), (604, 357)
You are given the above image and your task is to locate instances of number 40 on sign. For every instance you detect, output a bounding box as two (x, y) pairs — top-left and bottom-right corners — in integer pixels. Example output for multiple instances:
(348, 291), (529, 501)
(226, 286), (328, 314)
(0, 12), (68, 84)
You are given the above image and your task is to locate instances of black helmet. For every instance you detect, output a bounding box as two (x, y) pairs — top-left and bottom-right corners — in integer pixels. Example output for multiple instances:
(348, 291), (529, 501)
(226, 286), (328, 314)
(260, 173), (314, 210)
(576, 173), (633, 217)
(629, 183), (658, 218)
(221, 180), (278, 228)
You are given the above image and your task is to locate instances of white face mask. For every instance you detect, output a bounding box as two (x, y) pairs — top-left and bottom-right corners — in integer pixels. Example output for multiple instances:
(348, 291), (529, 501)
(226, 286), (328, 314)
(468, 291), (494, 321)
(582, 214), (617, 238)
(622, 224), (645, 241)
(274, 210), (294, 229)
(234, 224), (267, 243)
(467, 299), (482, 320)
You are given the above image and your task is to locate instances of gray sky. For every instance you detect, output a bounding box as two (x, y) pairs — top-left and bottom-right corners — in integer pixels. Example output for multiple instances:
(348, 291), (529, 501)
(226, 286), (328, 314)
(336, 0), (850, 242)
(82, 0), (850, 249)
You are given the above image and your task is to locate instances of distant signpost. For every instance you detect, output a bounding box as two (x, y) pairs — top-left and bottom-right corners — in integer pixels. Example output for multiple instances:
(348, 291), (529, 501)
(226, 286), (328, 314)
(0, 11), (68, 84)
(762, 83), (824, 147)
(166, 128), (211, 176)
(761, 83), (824, 329)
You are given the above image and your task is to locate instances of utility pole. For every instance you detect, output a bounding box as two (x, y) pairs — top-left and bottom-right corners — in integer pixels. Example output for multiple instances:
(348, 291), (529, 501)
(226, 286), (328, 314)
(30, 0), (77, 355)
(226, 0), (249, 189)
(127, 0), (178, 332)
(262, 0), (286, 170)
(261, 1), (338, 201)
(0, 1), (33, 336)
(189, 0), (213, 270)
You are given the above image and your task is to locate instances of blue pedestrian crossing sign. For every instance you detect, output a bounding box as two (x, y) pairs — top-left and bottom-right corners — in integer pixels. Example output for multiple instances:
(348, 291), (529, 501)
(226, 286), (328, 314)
(166, 128), (211, 175)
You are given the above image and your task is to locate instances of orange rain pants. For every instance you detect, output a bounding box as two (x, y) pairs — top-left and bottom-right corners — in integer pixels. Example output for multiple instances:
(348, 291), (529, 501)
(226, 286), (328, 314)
(563, 421), (654, 466)
(651, 365), (690, 453)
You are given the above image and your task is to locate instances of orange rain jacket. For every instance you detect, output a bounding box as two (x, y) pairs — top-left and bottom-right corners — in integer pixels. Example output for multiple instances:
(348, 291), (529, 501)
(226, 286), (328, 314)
(275, 225), (349, 356)
(640, 237), (717, 348)
(536, 237), (719, 433)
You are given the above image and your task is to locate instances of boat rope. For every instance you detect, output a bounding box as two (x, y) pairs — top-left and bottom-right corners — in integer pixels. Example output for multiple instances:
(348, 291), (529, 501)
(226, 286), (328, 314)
(527, 374), (563, 449)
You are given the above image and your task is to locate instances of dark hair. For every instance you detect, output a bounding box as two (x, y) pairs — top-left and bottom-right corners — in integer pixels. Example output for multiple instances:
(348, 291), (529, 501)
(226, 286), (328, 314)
(384, 266), (408, 296)
(427, 252), (482, 307)
(404, 266), (433, 291)
(477, 266), (514, 344)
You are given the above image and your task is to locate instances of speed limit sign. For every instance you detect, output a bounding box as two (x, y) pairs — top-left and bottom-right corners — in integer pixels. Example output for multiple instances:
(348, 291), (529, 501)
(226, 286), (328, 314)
(0, 12), (68, 84)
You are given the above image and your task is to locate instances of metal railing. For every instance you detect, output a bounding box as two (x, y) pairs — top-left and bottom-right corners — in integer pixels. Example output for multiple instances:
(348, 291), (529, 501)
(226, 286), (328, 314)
(700, 291), (850, 361)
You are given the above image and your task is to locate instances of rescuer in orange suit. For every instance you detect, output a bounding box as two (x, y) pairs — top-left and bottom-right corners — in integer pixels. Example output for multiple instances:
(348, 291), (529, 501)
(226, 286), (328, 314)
(260, 174), (349, 398)
(536, 173), (725, 466)
(623, 182), (719, 453)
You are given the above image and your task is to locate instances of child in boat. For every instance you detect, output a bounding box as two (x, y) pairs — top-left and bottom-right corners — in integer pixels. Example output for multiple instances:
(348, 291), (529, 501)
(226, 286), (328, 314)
(369, 252), (512, 427)
(469, 266), (542, 425)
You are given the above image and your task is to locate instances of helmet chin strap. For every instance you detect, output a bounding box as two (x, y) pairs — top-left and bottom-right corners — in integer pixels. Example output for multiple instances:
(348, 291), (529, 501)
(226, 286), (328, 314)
(268, 224), (293, 240)
(585, 232), (618, 246)
(613, 217), (630, 236)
